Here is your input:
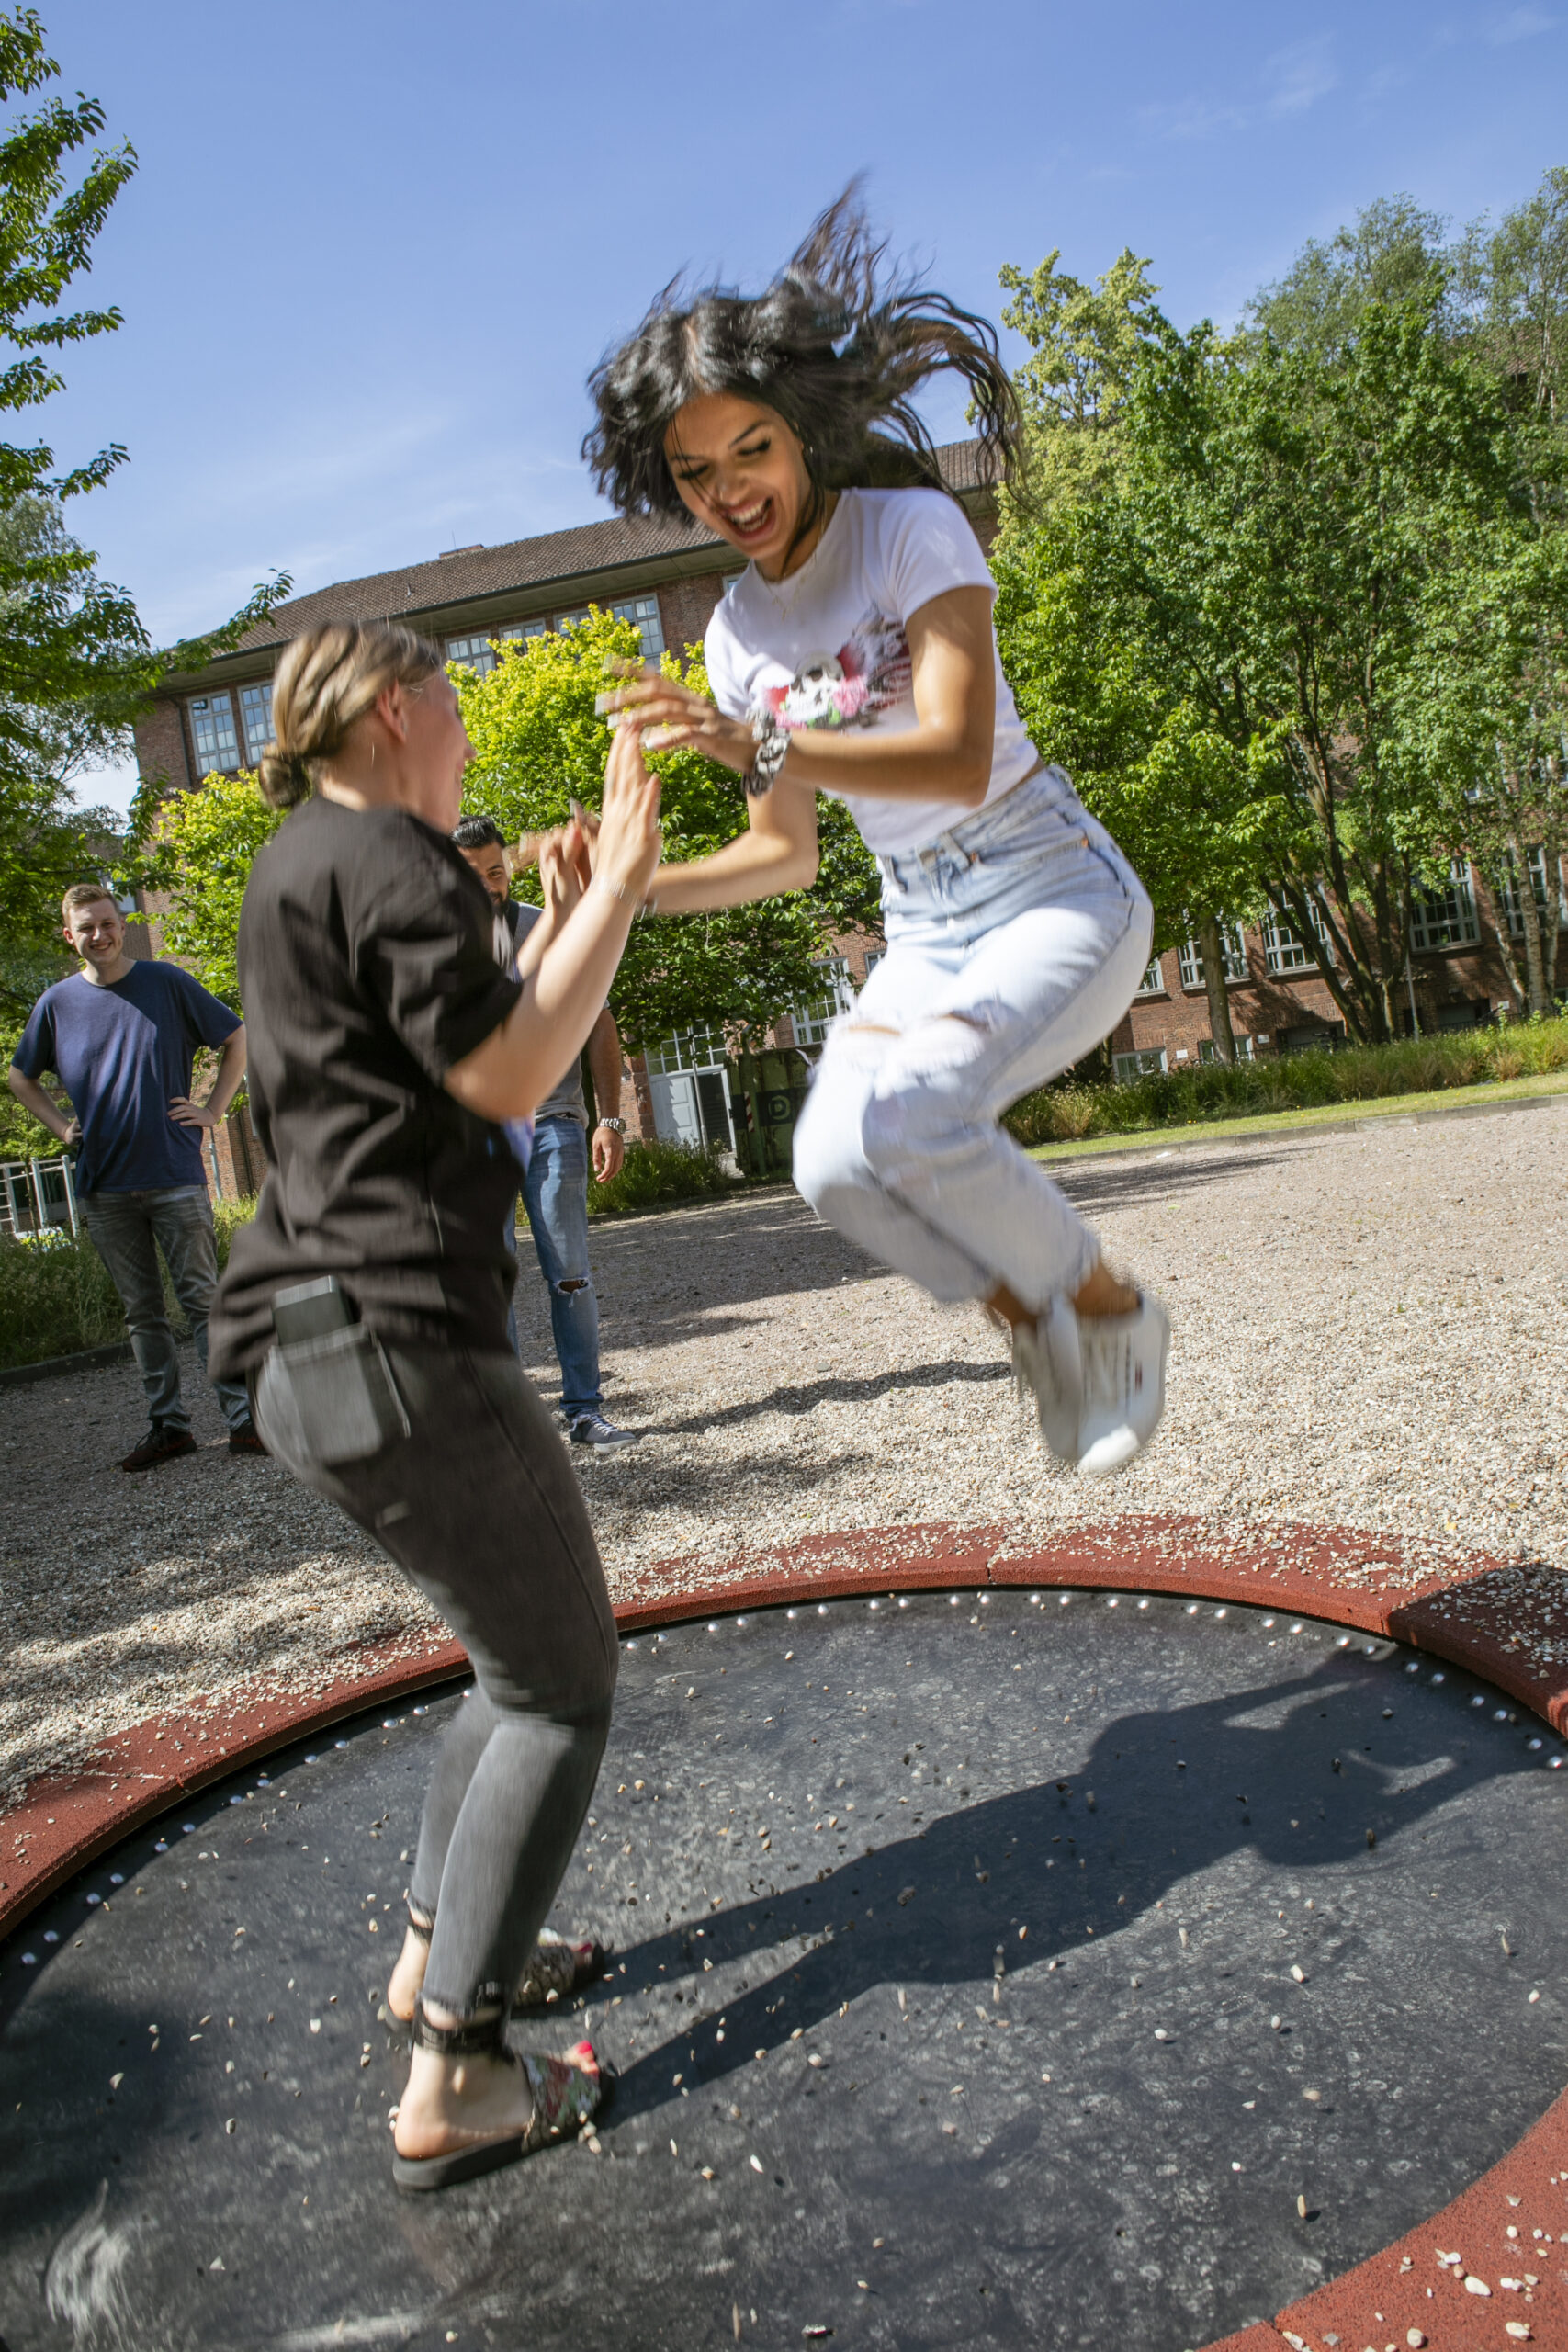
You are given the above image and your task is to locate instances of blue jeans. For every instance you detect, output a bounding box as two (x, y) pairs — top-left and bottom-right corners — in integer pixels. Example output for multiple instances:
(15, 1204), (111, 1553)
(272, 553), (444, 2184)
(77, 1184), (253, 1434)
(506, 1116), (602, 1419)
(791, 764), (1153, 1311)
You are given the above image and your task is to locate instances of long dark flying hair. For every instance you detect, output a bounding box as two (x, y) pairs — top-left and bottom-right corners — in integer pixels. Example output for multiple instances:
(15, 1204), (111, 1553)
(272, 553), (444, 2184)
(582, 187), (1022, 528)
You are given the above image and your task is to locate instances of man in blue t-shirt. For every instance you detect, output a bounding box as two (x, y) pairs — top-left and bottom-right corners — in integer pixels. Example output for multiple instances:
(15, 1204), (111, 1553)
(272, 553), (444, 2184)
(8, 883), (261, 1471)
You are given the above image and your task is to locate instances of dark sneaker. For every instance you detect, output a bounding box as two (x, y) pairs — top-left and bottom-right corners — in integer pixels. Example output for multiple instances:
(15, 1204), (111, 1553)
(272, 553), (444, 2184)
(119, 1428), (198, 1475)
(229, 1420), (267, 1457)
(567, 1412), (637, 1452)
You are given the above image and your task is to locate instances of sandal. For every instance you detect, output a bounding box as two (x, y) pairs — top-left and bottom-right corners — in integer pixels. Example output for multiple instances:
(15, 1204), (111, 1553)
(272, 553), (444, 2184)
(389, 1903), (606, 2023)
(391, 2006), (604, 2193)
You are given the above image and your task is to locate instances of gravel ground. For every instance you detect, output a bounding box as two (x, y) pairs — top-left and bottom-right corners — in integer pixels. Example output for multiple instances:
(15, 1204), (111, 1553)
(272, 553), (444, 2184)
(3, 1099), (1565, 1803)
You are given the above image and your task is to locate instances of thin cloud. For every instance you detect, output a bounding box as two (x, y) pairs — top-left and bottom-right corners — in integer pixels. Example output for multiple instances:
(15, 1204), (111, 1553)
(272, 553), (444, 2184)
(1262, 37), (1338, 115)
(1142, 36), (1337, 141)
(1485, 4), (1555, 38)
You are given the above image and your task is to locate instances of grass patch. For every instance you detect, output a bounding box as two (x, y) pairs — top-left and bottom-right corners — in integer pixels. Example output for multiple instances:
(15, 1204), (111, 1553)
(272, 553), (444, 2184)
(588, 1139), (739, 1217)
(1004, 1016), (1568, 1148)
(1029, 1068), (1568, 1161)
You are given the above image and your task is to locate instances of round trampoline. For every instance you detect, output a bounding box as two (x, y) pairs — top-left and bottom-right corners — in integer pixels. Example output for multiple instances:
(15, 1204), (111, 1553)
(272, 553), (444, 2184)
(4, 1585), (1567, 2351)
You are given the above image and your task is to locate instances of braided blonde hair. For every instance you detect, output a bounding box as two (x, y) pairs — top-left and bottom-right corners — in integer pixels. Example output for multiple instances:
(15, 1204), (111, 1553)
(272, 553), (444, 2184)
(258, 622), (443, 809)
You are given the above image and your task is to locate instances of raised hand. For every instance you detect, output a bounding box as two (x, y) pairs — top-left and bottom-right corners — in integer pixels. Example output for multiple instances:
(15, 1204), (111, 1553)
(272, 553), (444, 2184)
(594, 706), (664, 903)
(595, 658), (754, 775)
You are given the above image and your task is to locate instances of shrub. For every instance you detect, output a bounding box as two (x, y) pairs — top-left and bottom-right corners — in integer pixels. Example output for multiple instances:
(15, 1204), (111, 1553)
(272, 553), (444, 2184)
(588, 1139), (739, 1217)
(0, 1227), (128, 1367)
(1003, 1014), (1568, 1148)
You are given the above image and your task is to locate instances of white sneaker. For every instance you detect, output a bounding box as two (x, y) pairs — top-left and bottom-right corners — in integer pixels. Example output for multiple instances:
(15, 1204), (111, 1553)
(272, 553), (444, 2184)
(1011, 1293), (1083, 1465)
(1076, 1293), (1170, 1478)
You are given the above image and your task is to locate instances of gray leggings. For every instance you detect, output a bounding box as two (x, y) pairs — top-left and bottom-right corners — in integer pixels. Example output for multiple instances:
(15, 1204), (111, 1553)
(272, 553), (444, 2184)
(254, 1340), (618, 2016)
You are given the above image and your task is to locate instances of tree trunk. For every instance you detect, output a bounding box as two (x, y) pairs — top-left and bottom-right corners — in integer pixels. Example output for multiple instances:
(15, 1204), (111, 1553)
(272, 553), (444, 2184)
(1198, 915), (1235, 1062)
(1487, 884), (1529, 1014)
(1509, 831), (1549, 1015)
(1542, 823), (1562, 1003)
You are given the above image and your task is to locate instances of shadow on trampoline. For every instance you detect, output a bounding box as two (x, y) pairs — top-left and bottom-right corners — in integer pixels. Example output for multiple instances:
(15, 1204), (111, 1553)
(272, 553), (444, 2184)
(604, 1657), (1532, 2123)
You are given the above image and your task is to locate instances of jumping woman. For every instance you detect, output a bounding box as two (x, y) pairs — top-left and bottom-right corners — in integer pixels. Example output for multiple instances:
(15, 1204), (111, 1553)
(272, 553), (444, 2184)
(210, 622), (663, 2188)
(585, 195), (1168, 1473)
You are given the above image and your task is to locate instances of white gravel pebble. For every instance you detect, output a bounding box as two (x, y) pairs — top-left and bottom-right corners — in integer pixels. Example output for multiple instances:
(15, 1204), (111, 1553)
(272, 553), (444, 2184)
(4, 1103), (1567, 1801)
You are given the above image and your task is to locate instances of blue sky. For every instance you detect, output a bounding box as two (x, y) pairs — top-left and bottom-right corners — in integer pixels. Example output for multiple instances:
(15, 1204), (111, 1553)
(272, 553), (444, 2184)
(36, 0), (1568, 812)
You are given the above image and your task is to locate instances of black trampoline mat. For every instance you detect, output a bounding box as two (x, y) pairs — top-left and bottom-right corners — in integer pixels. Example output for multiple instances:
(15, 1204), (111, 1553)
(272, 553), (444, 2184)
(4, 1588), (1568, 2352)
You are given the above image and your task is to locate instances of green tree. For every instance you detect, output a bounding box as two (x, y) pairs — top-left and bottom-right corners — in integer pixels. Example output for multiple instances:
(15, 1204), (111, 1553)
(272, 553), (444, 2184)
(0, 8), (287, 1013)
(1246, 194), (1451, 357)
(1104, 288), (1520, 1042)
(122, 765), (284, 1012)
(991, 247), (1286, 1059)
(454, 609), (880, 1052)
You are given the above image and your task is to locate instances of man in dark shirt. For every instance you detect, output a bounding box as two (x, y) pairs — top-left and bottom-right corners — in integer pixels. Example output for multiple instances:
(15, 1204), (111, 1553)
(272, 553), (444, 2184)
(452, 815), (637, 1452)
(8, 884), (260, 1470)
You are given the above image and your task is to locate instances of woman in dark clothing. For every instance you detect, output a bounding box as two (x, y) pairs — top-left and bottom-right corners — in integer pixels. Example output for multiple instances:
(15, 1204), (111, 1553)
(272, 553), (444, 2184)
(211, 620), (661, 2189)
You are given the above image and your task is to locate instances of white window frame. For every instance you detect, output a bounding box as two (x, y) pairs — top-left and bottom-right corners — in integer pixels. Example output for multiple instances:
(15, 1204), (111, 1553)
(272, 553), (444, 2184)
(1499, 846), (1568, 938)
(1410, 859), (1480, 954)
(1112, 1046), (1168, 1082)
(188, 691), (242, 776)
(1135, 955), (1167, 997)
(1263, 907), (1313, 975)
(609, 594), (665, 662)
(1178, 923), (1247, 989)
(239, 681), (274, 766)
(1198, 1034), (1255, 1064)
(790, 956), (854, 1050)
(645, 1026), (731, 1079)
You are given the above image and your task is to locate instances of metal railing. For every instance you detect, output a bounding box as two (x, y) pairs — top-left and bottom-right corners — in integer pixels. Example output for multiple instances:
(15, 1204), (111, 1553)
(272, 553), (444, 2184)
(0, 1154), (79, 1238)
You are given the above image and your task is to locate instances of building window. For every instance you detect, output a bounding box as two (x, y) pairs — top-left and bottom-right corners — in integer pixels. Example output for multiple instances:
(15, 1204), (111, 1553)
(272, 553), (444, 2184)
(240, 682), (274, 765)
(557, 608), (591, 634)
(609, 595), (665, 662)
(448, 621), (549, 675)
(645, 1026), (730, 1078)
(863, 947), (886, 977)
(1411, 859), (1480, 953)
(1112, 1046), (1168, 1081)
(1262, 900), (1330, 974)
(1499, 846), (1567, 938)
(188, 692), (241, 776)
(1198, 1035), (1255, 1064)
(790, 956), (853, 1049)
(1135, 955), (1167, 997)
(1178, 924), (1247, 989)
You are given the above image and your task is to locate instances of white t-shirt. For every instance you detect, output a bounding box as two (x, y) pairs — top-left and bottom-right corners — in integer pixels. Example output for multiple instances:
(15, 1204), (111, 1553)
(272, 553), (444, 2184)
(704, 486), (1039, 857)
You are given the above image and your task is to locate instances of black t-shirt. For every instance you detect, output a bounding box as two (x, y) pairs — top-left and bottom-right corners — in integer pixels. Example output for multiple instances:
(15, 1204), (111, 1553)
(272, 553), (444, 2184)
(210, 795), (524, 1376)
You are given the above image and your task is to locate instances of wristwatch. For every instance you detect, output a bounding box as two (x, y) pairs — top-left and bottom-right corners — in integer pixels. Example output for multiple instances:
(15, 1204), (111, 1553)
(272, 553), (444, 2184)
(597, 1115), (626, 1133)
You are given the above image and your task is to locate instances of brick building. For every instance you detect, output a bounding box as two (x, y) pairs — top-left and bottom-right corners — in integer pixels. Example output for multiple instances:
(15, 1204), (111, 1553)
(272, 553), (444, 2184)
(1110, 862), (1550, 1080)
(130, 440), (1558, 1195)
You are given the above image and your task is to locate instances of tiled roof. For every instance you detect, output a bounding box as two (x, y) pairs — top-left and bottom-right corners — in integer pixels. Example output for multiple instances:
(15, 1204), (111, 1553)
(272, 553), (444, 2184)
(225, 439), (989, 657)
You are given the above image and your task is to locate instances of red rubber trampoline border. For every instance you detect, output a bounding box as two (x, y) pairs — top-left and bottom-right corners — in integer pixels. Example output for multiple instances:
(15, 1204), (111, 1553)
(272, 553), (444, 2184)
(5, 1509), (1566, 2352)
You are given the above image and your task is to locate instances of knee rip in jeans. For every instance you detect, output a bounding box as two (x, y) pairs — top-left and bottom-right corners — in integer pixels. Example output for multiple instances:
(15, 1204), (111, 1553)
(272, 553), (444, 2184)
(552, 1277), (590, 1296)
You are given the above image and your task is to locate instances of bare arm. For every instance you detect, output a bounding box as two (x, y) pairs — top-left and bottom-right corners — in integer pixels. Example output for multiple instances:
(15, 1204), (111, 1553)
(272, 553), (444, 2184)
(588, 1008), (626, 1182)
(169, 1024), (248, 1132)
(446, 729), (661, 1124)
(6, 1065), (79, 1148)
(603, 585), (998, 810)
(645, 772), (820, 915)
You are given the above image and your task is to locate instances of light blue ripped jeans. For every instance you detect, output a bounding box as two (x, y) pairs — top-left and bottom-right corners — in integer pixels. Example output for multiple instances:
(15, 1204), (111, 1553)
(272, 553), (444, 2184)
(792, 764), (1152, 1311)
